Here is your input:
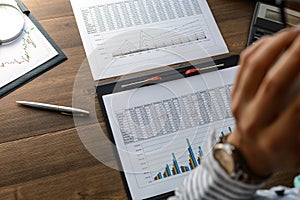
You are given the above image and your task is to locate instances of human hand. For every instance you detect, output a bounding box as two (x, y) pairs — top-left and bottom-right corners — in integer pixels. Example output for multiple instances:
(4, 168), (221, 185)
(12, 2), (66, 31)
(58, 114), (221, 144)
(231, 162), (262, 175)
(227, 26), (300, 177)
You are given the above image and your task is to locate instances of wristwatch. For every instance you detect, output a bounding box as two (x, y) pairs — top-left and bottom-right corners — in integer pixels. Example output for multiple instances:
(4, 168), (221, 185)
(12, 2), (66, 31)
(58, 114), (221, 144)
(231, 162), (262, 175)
(213, 136), (270, 184)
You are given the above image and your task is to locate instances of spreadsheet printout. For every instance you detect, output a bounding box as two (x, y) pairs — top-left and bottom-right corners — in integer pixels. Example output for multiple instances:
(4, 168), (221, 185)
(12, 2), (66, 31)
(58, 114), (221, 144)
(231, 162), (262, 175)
(102, 66), (238, 199)
(70, 0), (228, 80)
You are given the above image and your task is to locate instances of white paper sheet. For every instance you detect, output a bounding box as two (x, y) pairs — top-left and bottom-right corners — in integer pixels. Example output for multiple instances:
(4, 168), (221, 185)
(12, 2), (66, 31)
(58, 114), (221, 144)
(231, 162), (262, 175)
(102, 66), (238, 199)
(0, 14), (58, 89)
(70, 0), (228, 80)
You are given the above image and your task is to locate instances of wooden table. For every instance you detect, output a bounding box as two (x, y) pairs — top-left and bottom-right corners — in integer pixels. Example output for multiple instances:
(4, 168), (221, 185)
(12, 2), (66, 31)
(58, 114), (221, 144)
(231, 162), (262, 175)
(0, 0), (298, 199)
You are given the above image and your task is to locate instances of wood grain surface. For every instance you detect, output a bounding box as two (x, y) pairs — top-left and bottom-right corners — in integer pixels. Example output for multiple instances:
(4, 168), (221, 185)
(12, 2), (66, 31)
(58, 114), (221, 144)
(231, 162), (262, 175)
(0, 0), (298, 199)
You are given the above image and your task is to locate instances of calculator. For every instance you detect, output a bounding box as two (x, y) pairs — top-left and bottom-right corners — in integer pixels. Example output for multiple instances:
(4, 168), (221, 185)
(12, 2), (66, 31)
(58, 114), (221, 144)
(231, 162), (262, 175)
(247, 2), (285, 46)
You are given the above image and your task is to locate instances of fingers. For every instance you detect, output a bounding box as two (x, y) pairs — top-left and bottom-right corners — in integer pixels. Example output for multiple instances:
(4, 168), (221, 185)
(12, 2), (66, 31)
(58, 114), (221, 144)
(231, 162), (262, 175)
(254, 33), (300, 123)
(231, 37), (270, 100)
(235, 28), (300, 103)
(230, 25), (300, 172)
(232, 27), (300, 123)
(231, 37), (270, 118)
(261, 94), (300, 169)
(263, 105), (300, 152)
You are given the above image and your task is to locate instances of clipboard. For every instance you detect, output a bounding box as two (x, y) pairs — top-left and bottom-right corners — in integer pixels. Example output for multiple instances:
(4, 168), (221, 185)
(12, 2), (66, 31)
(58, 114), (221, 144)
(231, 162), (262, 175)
(0, 0), (67, 98)
(96, 55), (239, 200)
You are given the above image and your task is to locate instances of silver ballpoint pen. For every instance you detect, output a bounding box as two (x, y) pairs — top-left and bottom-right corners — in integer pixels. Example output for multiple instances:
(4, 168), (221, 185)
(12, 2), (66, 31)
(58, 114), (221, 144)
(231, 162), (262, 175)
(16, 101), (90, 116)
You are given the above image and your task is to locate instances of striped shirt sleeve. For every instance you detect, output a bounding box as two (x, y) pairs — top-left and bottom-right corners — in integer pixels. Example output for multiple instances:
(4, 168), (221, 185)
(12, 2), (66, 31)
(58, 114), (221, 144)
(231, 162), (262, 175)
(168, 132), (264, 200)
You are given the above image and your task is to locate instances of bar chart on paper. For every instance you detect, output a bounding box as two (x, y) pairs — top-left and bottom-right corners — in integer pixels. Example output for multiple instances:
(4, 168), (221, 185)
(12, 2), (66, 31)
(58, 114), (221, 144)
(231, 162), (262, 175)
(113, 84), (235, 187)
(153, 139), (204, 181)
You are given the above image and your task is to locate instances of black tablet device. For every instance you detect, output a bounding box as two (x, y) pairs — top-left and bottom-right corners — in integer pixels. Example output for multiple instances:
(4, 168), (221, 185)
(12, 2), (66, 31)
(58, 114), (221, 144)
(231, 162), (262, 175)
(96, 55), (239, 200)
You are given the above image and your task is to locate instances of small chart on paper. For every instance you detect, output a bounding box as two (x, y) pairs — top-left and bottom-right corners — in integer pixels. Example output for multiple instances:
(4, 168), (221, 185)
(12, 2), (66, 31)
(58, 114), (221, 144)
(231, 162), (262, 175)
(71, 0), (228, 80)
(110, 22), (211, 58)
(0, 15), (58, 89)
(1, 28), (37, 67)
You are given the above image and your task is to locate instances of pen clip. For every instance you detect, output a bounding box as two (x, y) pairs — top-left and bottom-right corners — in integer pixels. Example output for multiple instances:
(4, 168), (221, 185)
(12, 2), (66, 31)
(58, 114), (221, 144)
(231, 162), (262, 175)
(60, 112), (73, 116)
(60, 112), (88, 117)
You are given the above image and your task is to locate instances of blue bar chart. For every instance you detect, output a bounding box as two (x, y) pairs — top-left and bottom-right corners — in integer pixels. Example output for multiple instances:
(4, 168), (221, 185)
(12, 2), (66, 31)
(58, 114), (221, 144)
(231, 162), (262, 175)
(153, 126), (232, 181)
(154, 138), (203, 180)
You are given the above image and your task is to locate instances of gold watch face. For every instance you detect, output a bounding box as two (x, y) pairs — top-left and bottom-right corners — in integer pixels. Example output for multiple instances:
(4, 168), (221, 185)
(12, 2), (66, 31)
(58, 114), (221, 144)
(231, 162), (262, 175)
(214, 148), (234, 175)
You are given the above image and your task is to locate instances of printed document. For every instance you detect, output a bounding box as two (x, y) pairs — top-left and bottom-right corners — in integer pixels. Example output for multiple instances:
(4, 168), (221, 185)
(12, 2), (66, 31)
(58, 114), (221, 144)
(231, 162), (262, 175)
(70, 0), (228, 80)
(0, 15), (58, 89)
(102, 66), (238, 199)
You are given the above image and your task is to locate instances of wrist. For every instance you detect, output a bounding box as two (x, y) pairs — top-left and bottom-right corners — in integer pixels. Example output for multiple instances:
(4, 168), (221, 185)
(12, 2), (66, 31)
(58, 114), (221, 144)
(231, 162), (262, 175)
(227, 130), (274, 177)
(214, 133), (272, 184)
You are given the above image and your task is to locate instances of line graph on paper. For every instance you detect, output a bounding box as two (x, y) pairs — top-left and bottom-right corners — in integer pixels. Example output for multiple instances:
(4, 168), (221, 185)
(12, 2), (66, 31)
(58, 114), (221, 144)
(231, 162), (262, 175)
(108, 19), (212, 58)
(112, 29), (207, 57)
(1, 28), (37, 67)
(0, 16), (58, 88)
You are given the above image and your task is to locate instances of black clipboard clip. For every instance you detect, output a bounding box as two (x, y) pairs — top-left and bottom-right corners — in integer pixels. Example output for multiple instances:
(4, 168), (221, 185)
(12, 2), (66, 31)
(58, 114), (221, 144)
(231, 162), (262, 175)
(98, 55), (240, 93)
(15, 0), (30, 15)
